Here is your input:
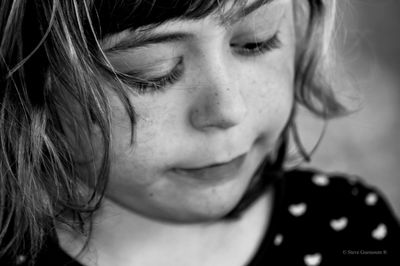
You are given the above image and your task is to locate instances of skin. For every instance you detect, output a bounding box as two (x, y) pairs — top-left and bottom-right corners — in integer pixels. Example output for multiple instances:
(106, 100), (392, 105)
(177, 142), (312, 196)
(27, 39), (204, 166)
(59, 0), (296, 265)
(101, 0), (295, 222)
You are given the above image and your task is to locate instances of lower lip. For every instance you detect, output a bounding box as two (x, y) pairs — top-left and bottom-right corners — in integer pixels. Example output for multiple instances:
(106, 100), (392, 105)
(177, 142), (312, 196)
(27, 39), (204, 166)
(171, 154), (247, 184)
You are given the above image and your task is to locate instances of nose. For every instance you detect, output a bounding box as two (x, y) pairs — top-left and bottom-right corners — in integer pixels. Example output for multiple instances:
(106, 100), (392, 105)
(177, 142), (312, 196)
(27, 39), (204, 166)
(189, 57), (248, 131)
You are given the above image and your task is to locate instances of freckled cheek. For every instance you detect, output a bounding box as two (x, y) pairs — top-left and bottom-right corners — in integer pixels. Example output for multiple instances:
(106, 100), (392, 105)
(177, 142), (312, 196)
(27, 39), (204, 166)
(134, 112), (178, 147)
(107, 132), (181, 192)
(109, 101), (182, 176)
(247, 65), (293, 114)
(136, 105), (182, 153)
(242, 63), (294, 145)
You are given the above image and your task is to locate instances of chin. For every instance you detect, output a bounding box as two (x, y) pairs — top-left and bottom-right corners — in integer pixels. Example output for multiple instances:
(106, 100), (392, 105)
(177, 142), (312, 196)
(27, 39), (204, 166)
(152, 190), (246, 224)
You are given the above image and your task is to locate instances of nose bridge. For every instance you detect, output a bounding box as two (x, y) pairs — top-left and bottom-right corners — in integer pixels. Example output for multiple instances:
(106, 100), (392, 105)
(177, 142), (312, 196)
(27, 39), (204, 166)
(190, 52), (248, 130)
(206, 54), (235, 94)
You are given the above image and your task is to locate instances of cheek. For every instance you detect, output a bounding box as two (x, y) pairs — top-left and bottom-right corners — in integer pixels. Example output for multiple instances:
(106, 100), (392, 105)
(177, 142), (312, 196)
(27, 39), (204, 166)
(250, 65), (293, 108)
(248, 13), (295, 124)
(248, 52), (295, 133)
(246, 73), (293, 151)
(269, 45), (294, 116)
(105, 95), (183, 186)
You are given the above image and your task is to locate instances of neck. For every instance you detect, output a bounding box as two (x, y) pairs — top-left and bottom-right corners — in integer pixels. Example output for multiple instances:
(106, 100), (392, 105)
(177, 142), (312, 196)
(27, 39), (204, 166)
(57, 188), (274, 266)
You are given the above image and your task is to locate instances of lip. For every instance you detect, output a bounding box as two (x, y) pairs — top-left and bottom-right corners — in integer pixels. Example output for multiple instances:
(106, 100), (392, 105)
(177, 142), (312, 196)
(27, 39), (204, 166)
(171, 153), (247, 183)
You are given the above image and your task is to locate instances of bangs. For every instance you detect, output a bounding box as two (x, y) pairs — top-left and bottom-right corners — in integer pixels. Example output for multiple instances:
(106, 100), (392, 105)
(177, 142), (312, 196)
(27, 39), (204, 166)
(91, 0), (251, 39)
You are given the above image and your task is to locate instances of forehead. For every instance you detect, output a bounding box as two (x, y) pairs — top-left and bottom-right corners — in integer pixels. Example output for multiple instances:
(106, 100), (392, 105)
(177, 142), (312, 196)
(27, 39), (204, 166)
(101, 0), (289, 52)
(92, 0), (279, 39)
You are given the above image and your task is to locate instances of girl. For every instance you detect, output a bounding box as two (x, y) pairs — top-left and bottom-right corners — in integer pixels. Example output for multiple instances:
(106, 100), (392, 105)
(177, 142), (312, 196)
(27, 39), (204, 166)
(0, 0), (399, 265)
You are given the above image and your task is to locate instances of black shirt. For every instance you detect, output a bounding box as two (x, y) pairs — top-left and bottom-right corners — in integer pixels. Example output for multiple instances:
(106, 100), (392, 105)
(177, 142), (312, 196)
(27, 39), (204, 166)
(4, 168), (400, 265)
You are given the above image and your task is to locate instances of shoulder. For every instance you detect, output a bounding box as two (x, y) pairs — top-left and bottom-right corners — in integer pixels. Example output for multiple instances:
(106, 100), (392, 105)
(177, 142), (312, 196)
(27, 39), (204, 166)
(281, 167), (399, 226)
(268, 168), (400, 265)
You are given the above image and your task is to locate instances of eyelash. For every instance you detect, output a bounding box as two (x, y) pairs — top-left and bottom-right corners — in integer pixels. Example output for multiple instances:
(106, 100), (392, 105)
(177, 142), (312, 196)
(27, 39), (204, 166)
(120, 32), (281, 94)
(232, 31), (282, 56)
(119, 58), (184, 94)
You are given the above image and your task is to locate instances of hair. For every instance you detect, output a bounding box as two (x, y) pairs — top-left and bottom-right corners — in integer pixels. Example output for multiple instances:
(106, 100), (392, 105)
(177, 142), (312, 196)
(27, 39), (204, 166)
(0, 0), (345, 262)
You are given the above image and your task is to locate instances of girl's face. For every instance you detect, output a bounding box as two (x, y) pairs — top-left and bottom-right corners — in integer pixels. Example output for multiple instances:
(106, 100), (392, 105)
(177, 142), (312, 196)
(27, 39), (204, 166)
(96, 0), (295, 222)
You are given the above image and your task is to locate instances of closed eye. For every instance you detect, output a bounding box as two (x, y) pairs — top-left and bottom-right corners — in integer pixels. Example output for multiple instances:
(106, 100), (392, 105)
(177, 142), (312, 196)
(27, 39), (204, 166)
(231, 31), (281, 56)
(117, 57), (184, 94)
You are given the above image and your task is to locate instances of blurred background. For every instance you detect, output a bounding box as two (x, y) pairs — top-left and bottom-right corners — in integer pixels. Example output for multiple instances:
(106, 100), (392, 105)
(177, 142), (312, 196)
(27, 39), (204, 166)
(299, 0), (400, 217)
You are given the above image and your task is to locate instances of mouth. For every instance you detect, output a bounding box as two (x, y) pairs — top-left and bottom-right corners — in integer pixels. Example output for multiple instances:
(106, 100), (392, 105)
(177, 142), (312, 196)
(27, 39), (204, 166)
(171, 153), (247, 183)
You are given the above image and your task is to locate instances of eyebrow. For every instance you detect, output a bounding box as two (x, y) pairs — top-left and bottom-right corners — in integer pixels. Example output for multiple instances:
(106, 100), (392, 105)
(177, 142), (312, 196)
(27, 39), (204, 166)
(104, 32), (191, 53)
(104, 0), (276, 53)
(223, 0), (275, 25)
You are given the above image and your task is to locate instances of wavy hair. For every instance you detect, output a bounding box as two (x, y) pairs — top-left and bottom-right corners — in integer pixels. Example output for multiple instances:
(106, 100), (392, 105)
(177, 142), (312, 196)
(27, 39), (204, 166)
(0, 0), (344, 262)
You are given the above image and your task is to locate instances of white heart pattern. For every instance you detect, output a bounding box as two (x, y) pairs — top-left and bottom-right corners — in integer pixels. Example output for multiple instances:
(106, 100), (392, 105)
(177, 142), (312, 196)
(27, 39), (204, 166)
(312, 174), (330, 186)
(304, 253), (322, 266)
(288, 203), (307, 217)
(365, 193), (378, 206)
(330, 217), (348, 231)
(372, 223), (387, 240)
(273, 234), (283, 246)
